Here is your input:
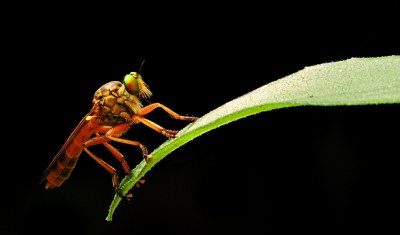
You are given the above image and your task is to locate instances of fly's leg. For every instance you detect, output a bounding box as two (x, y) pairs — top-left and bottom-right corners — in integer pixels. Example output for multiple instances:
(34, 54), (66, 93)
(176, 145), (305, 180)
(82, 123), (150, 199)
(84, 123), (150, 162)
(139, 103), (198, 121)
(133, 103), (198, 138)
(133, 115), (179, 138)
(96, 133), (131, 173)
(83, 147), (132, 200)
(106, 136), (150, 162)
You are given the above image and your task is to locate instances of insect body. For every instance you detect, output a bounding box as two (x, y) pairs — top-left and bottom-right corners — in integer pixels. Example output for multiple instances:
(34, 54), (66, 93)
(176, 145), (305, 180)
(41, 71), (197, 198)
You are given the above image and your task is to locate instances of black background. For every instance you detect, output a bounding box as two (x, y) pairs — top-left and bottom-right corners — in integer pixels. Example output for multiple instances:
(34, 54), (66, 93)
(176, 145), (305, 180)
(2, 2), (400, 234)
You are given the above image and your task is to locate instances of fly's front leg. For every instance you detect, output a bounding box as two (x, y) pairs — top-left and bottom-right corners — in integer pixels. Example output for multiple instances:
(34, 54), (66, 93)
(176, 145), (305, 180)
(139, 103), (198, 121)
(133, 115), (178, 138)
(135, 103), (198, 138)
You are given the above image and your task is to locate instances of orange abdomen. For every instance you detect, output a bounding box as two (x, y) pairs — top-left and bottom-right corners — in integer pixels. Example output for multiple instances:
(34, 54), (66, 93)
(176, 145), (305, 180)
(45, 121), (98, 189)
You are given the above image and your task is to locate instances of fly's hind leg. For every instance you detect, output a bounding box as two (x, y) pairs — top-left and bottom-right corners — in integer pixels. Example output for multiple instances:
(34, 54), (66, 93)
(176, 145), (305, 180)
(96, 133), (131, 174)
(82, 123), (150, 199)
(97, 140), (146, 191)
(83, 147), (132, 200)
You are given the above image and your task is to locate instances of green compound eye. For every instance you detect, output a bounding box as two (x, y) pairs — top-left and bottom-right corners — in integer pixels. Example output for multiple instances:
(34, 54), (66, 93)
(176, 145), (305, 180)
(124, 72), (140, 94)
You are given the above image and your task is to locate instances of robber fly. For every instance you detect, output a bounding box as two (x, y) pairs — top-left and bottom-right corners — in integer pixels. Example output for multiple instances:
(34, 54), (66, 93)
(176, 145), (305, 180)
(41, 66), (197, 198)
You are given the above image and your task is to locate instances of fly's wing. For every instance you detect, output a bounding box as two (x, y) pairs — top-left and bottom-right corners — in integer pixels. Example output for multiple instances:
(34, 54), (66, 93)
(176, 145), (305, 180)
(41, 106), (97, 184)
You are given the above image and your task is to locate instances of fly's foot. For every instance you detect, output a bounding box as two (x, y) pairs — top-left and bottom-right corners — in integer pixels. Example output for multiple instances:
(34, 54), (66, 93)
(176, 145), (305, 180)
(144, 154), (152, 163)
(162, 129), (179, 139)
(135, 179), (145, 188)
(174, 114), (198, 121)
(181, 116), (198, 121)
(115, 187), (132, 200)
(115, 187), (123, 197)
(115, 179), (145, 200)
(124, 194), (133, 200)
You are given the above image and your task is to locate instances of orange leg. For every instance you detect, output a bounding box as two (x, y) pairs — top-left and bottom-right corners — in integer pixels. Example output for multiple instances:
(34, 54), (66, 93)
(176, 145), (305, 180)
(83, 147), (132, 199)
(84, 123), (149, 162)
(96, 133), (131, 174)
(80, 104), (197, 198)
(107, 136), (149, 162)
(139, 103), (198, 121)
(135, 103), (198, 138)
(132, 115), (178, 138)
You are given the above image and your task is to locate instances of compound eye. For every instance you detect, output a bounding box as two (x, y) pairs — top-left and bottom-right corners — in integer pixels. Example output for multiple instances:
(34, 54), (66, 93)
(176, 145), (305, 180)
(123, 73), (139, 94)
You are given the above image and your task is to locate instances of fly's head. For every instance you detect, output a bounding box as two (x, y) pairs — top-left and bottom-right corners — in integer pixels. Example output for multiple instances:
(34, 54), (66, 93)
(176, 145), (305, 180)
(123, 72), (152, 100)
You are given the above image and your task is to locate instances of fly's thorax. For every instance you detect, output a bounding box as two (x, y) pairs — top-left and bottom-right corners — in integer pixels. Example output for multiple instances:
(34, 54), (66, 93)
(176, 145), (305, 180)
(92, 81), (143, 125)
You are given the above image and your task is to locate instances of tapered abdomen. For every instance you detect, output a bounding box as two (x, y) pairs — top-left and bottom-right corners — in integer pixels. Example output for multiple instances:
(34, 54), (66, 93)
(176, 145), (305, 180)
(44, 121), (98, 189)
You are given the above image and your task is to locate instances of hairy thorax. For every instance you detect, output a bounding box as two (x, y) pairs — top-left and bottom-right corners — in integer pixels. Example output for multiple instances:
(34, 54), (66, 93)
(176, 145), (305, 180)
(92, 81), (143, 125)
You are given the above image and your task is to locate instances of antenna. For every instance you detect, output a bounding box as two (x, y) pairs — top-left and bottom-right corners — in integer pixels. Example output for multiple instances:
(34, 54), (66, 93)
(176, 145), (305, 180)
(138, 60), (146, 75)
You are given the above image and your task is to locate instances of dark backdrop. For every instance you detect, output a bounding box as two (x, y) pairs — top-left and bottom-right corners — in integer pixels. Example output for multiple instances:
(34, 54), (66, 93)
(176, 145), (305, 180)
(2, 2), (400, 234)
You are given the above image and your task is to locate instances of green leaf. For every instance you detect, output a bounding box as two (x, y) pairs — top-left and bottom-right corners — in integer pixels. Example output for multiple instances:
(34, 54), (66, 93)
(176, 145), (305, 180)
(106, 55), (400, 221)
